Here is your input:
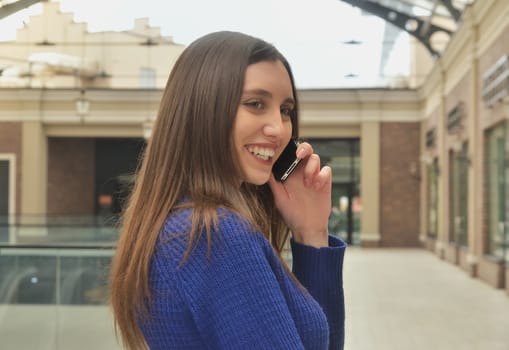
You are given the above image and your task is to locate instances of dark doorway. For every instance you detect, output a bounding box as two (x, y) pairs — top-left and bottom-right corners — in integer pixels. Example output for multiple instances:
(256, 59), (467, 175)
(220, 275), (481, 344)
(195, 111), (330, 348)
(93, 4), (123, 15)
(0, 160), (10, 242)
(308, 138), (361, 245)
(94, 138), (145, 220)
(329, 182), (360, 245)
(0, 160), (8, 218)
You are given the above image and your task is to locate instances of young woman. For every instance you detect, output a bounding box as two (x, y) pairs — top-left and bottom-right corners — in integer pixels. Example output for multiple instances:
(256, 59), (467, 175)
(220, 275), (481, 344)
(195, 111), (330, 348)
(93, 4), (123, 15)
(110, 31), (346, 350)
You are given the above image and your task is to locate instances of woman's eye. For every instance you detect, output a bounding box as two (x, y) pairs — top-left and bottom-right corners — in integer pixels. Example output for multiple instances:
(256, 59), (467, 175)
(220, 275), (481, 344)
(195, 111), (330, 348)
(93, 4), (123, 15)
(245, 101), (264, 109)
(281, 107), (294, 117)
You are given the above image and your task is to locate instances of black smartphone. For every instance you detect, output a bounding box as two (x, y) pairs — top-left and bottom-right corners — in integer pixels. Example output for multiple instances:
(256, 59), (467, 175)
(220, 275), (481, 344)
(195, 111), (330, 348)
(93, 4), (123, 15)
(272, 139), (302, 182)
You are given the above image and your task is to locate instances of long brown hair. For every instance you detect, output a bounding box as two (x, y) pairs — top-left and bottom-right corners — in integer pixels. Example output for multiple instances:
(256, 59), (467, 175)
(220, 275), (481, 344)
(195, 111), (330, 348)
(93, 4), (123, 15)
(109, 31), (300, 350)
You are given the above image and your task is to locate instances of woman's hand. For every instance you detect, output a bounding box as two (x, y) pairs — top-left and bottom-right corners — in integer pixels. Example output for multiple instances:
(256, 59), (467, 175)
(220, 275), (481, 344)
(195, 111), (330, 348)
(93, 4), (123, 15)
(268, 142), (332, 248)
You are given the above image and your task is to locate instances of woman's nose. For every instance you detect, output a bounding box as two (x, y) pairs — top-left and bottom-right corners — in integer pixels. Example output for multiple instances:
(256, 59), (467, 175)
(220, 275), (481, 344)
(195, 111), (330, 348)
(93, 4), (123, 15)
(263, 109), (284, 137)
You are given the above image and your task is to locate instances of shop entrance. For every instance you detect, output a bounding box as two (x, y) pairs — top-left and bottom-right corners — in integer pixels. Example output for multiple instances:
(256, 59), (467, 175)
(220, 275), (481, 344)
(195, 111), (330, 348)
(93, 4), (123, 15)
(309, 138), (361, 245)
(329, 182), (360, 245)
(0, 160), (8, 219)
(0, 156), (14, 242)
(95, 138), (145, 221)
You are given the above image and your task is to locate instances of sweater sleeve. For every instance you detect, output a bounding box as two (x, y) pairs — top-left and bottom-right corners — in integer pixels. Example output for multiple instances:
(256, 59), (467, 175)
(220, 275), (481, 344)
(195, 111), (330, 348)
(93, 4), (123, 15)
(291, 235), (347, 350)
(177, 228), (308, 350)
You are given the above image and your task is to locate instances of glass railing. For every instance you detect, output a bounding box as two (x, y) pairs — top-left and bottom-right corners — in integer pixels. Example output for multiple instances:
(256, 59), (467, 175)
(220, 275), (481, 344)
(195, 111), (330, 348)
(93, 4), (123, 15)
(0, 215), (119, 245)
(0, 216), (121, 350)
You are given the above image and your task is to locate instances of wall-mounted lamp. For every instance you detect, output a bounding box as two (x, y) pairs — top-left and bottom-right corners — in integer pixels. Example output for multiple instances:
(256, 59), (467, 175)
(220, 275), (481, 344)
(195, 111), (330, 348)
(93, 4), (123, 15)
(75, 90), (90, 122)
(450, 138), (471, 165)
(451, 139), (463, 153)
(408, 161), (420, 181)
(420, 154), (440, 175)
(420, 154), (433, 165)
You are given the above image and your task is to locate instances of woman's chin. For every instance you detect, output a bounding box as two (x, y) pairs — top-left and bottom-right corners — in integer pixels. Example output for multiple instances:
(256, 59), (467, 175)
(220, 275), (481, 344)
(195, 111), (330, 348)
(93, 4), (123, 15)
(244, 173), (271, 186)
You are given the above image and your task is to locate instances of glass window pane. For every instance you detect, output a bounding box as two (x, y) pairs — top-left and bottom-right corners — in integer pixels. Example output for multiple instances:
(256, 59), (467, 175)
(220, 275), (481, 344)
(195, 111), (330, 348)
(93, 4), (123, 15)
(309, 138), (360, 245)
(449, 143), (469, 246)
(487, 124), (506, 260)
(427, 159), (439, 238)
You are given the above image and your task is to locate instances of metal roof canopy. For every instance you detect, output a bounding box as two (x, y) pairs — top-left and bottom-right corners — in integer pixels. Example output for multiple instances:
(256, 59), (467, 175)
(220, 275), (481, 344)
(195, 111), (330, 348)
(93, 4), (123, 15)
(340, 0), (474, 56)
(0, 0), (45, 20)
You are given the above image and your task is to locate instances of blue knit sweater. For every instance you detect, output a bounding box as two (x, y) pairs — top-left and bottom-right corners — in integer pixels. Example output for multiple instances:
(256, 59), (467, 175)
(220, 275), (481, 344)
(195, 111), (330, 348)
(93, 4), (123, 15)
(139, 208), (346, 349)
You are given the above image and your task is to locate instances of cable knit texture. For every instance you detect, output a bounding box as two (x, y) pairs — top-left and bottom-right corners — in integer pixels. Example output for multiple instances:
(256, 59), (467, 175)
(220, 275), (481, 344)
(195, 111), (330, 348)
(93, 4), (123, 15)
(138, 208), (346, 349)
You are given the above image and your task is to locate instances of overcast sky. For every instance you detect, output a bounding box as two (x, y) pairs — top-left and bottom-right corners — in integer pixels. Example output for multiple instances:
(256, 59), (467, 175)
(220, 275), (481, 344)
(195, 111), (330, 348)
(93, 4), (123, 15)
(0, 0), (410, 88)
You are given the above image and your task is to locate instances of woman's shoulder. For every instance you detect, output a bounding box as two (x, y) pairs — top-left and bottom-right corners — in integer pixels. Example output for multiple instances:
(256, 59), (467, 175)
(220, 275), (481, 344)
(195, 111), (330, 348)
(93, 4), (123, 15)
(157, 206), (269, 261)
(151, 206), (275, 293)
(163, 206), (260, 237)
(213, 209), (270, 253)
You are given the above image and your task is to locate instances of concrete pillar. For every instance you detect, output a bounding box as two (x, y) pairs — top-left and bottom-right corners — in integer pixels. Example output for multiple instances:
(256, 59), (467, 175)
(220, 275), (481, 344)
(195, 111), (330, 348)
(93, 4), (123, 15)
(466, 20), (480, 277)
(21, 121), (48, 217)
(436, 68), (447, 259)
(360, 121), (380, 246)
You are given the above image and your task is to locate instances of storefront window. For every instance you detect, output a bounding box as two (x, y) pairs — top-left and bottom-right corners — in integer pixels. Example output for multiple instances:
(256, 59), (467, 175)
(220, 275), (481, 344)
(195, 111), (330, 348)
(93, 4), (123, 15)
(487, 124), (508, 261)
(427, 159), (439, 238)
(449, 144), (469, 246)
(309, 139), (361, 245)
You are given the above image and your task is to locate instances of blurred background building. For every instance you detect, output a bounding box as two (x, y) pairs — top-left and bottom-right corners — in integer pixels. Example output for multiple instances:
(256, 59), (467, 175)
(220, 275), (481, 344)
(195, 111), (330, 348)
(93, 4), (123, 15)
(0, 0), (508, 349)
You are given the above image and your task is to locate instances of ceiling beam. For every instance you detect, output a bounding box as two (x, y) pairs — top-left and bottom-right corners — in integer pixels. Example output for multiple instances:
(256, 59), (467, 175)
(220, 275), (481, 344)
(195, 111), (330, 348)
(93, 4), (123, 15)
(437, 0), (461, 22)
(340, 0), (452, 56)
(0, 0), (44, 20)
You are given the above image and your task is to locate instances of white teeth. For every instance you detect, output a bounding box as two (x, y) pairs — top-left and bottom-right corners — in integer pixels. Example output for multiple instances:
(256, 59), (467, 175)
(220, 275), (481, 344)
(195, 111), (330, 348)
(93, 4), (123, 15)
(247, 146), (275, 161)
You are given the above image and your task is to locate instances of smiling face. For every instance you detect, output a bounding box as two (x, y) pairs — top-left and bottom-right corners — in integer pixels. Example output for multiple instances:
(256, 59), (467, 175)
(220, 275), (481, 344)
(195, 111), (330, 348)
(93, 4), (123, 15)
(232, 60), (295, 185)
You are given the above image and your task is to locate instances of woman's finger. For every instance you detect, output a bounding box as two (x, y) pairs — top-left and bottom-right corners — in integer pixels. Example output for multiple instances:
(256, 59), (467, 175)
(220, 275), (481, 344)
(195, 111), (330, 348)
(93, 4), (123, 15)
(296, 142), (313, 159)
(313, 165), (332, 192)
(267, 173), (288, 203)
(303, 154), (321, 187)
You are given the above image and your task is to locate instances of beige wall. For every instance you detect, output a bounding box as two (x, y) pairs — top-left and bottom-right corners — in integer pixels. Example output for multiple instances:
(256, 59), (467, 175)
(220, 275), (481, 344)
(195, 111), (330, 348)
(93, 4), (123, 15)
(360, 122), (380, 246)
(419, 0), (509, 289)
(21, 121), (47, 216)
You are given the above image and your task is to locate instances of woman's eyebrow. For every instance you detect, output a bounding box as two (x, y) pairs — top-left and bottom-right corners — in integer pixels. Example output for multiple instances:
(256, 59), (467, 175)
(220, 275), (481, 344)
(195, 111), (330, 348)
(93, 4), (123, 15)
(242, 89), (295, 105)
(242, 89), (272, 98)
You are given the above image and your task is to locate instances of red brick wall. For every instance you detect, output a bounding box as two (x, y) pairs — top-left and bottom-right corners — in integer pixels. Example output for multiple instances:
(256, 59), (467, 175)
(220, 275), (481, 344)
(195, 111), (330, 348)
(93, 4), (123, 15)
(380, 122), (421, 246)
(0, 122), (22, 214)
(47, 138), (95, 215)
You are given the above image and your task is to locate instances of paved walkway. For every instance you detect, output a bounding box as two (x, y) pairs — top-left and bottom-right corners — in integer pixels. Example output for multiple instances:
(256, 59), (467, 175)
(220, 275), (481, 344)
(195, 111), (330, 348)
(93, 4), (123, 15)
(343, 248), (509, 350)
